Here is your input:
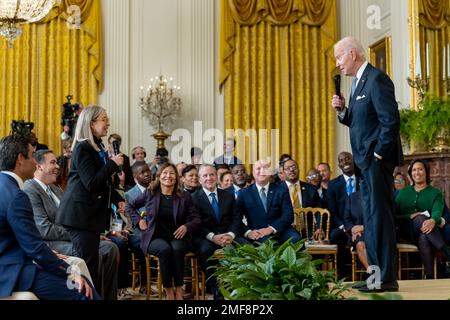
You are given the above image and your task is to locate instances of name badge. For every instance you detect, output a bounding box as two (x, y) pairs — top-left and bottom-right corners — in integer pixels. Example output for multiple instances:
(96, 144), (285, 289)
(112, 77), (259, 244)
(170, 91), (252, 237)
(111, 218), (123, 232)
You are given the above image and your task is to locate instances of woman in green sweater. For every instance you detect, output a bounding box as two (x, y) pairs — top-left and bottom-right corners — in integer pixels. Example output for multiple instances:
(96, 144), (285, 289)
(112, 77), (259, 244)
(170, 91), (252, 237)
(395, 159), (450, 279)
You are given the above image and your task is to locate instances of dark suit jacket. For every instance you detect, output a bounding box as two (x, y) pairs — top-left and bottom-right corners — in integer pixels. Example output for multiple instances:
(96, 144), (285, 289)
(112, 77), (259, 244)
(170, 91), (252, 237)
(0, 173), (69, 297)
(327, 175), (361, 230)
(213, 155), (242, 166)
(278, 181), (322, 208)
(23, 179), (73, 255)
(125, 184), (146, 228)
(340, 63), (403, 170)
(126, 189), (201, 253)
(237, 183), (293, 234)
(343, 190), (364, 233)
(191, 188), (241, 238)
(56, 139), (123, 233)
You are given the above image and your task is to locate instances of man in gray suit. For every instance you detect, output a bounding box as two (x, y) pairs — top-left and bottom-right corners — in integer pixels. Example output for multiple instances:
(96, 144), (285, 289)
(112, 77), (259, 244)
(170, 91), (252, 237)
(23, 150), (120, 300)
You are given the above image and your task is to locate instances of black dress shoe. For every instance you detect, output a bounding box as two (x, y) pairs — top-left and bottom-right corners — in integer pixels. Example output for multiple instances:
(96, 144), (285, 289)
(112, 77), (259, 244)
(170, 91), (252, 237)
(358, 281), (399, 293)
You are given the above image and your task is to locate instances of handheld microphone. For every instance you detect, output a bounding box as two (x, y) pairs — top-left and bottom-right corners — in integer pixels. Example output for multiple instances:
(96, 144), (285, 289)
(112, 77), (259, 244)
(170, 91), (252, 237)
(112, 140), (122, 171)
(112, 140), (120, 156)
(333, 74), (341, 98)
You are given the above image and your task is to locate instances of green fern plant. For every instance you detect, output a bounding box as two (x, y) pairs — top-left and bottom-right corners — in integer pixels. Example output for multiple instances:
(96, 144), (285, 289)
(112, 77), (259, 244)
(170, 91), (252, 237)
(212, 239), (349, 300)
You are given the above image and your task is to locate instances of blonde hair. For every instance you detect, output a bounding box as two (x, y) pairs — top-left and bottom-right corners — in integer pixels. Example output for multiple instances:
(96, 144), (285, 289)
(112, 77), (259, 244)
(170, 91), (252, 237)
(335, 36), (366, 60)
(72, 105), (106, 152)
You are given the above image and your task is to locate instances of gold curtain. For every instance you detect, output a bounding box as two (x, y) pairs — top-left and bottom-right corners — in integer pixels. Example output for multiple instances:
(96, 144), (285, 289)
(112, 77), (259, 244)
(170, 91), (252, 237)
(220, 0), (337, 177)
(0, 0), (103, 154)
(417, 0), (450, 96)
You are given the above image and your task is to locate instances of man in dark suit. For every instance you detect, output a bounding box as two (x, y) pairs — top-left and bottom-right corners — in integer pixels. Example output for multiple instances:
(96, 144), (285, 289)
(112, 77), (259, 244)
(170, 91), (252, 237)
(0, 134), (95, 299)
(279, 158), (322, 239)
(23, 150), (119, 300)
(213, 138), (242, 167)
(237, 160), (300, 243)
(123, 161), (152, 294)
(327, 151), (361, 277)
(332, 37), (403, 292)
(280, 159), (322, 209)
(343, 191), (369, 271)
(191, 164), (245, 299)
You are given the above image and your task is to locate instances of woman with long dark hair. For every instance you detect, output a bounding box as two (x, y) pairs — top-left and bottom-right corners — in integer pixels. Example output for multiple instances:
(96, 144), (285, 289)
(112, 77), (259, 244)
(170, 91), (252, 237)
(126, 163), (201, 299)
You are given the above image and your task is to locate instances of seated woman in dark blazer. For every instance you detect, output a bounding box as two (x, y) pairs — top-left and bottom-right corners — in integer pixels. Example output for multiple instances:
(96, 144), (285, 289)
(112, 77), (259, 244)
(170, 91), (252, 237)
(395, 159), (450, 279)
(126, 163), (201, 299)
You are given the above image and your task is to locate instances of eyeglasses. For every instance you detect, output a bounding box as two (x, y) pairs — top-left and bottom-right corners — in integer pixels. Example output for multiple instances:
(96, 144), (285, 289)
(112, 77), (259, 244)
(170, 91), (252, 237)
(394, 178), (404, 184)
(284, 165), (298, 172)
(94, 117), (110, 123)
(307, 174), (319, 180)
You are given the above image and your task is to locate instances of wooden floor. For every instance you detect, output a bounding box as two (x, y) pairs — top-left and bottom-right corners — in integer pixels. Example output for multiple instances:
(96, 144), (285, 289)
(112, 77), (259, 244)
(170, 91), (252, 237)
(346, 279), (450, 300)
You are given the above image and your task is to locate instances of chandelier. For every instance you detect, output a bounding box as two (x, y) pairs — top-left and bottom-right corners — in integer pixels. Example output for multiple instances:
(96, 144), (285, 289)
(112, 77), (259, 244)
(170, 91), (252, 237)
(139, 75), (182, 148)
(0, 0), (55, 46)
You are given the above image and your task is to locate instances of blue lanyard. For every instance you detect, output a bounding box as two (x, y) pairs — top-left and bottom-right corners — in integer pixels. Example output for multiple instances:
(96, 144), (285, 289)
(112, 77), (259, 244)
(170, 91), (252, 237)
(98, 149), (108, 165)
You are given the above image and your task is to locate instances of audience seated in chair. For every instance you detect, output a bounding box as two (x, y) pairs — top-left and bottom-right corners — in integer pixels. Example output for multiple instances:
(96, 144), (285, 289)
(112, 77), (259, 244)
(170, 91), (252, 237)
(181, 165), (200, 194)
(343, 190), (369, 272)
(226, 164), (248, 199)
(23, 149), (120, 299)
(237, 160), (300, 244)
(126, 163), (201, 300)
(395, 159), (450, 279)
(326, 152), (360, 277)
(0, 135), (98, 300)
(191, 164), (247, 300)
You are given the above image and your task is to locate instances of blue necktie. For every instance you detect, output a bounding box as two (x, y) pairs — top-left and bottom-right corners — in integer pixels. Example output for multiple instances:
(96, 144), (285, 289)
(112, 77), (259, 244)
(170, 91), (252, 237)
(210, 192), (220, 221)
(260, 187), (267, 212)
(351, 77), (358, 98)
(346, 177), (354, 196)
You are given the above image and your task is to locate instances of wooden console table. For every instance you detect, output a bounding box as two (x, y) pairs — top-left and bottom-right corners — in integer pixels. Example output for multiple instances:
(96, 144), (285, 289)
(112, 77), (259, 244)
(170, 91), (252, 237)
(398, 152), (450, 206)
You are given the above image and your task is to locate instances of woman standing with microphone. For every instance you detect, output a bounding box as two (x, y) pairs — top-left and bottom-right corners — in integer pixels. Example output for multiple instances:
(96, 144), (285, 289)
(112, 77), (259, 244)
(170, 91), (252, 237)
(57, 106), (124, 288)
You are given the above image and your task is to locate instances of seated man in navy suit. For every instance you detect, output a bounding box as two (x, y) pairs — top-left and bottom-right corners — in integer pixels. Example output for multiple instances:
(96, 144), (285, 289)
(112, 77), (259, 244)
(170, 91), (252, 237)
(343, 190), (369, 273)
(191, 164), (246, 299)
(237, 160), (300, 244)
(0, 134), (97, 300)
(327, 151), (360, 277)
(123, 161), (153, 294)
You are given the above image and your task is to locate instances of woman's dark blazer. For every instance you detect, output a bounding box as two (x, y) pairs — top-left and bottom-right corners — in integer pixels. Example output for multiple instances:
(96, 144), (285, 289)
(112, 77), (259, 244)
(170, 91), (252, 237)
(56, 140), (123, 233)
(126, 189), (201, 253)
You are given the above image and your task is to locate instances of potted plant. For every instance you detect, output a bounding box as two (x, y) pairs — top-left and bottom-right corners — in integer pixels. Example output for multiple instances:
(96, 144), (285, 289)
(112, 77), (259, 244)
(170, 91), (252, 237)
(212, 239), (349, 300)
(419, 96), (450, 152)
(399, 96), (450, 153)
(399, 108), (419, 154)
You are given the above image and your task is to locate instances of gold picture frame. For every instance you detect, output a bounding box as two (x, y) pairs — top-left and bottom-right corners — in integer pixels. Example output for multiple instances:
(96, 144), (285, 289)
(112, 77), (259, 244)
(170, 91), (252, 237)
(368, 36), (392, 78)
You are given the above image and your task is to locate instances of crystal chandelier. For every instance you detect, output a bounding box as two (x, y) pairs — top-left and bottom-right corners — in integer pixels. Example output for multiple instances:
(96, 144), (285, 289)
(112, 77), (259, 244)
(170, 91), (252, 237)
(0, 0), (55, 46)
(139, 75), (182, 148)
